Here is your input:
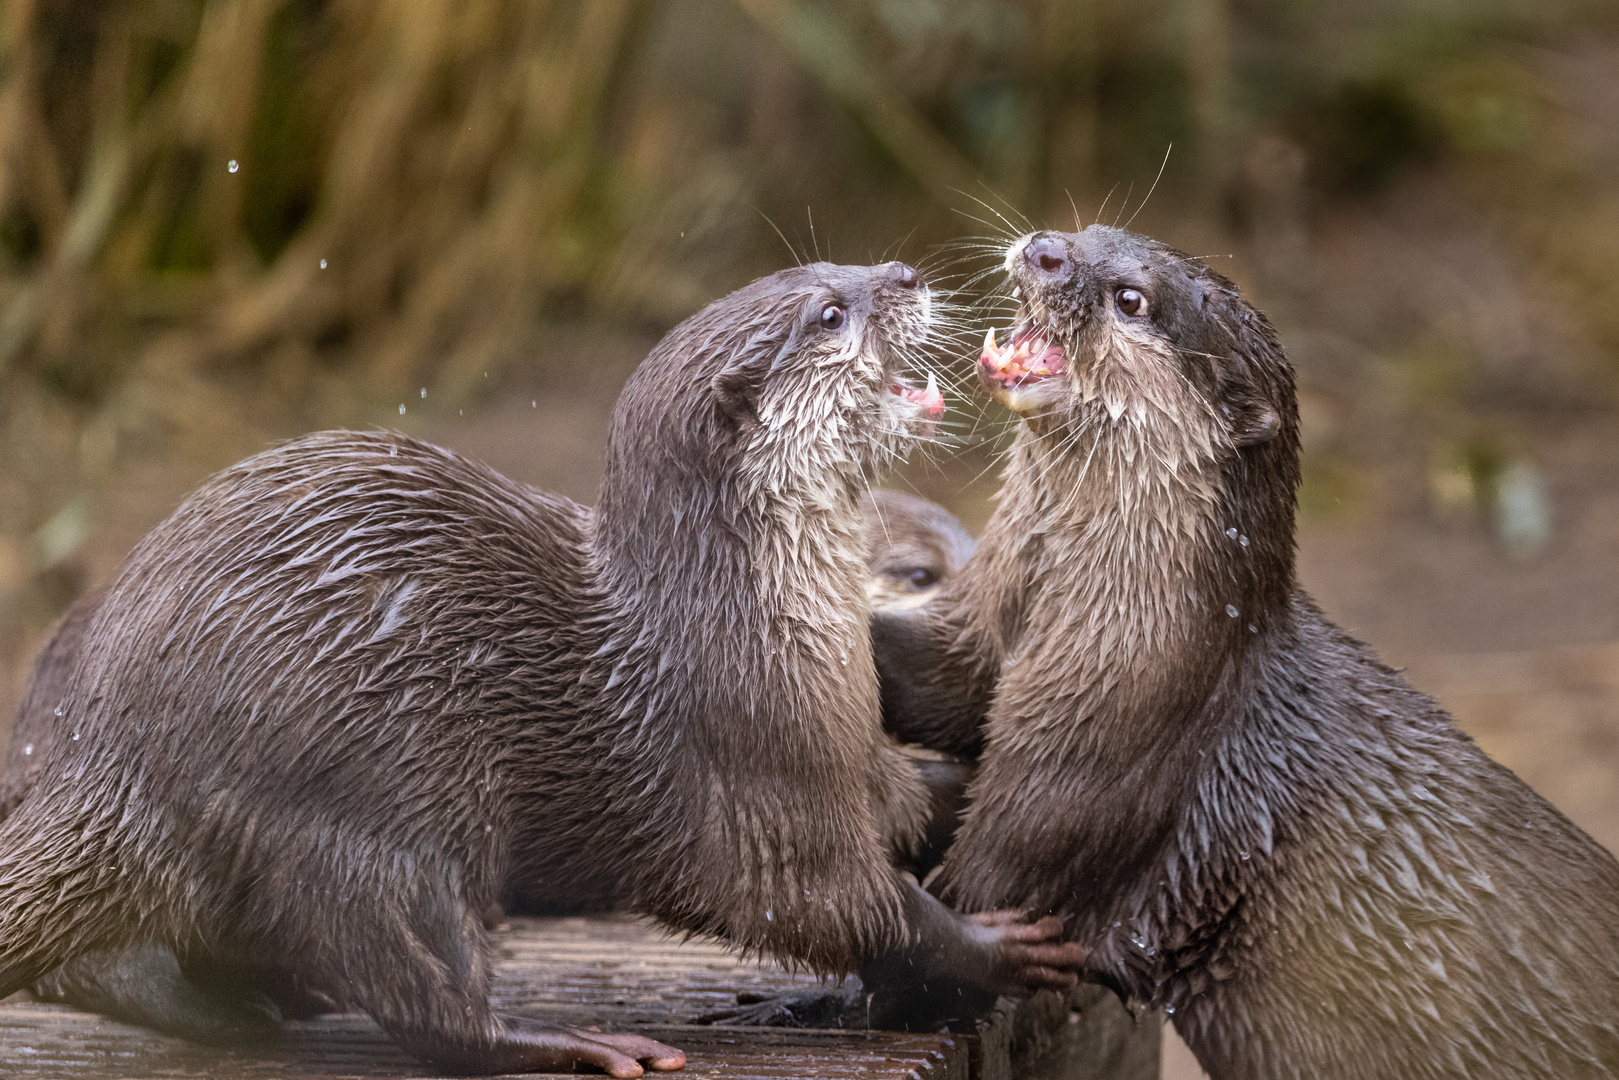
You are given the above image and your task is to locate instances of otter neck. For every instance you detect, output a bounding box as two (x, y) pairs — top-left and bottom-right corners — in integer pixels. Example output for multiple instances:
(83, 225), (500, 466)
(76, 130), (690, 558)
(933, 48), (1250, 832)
(581, 452), (904, 965)
(982, 411), (1296, 756)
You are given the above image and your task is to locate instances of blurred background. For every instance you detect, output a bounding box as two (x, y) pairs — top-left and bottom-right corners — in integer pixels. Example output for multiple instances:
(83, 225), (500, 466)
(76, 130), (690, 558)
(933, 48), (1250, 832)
(0, 1), (1616, 1073)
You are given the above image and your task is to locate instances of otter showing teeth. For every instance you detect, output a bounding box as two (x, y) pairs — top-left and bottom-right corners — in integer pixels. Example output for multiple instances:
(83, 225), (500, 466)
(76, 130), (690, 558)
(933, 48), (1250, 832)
(978, 325), (1068, 413)
(875, 225), (1619, 1080)
(0, 259), (1082, 1069)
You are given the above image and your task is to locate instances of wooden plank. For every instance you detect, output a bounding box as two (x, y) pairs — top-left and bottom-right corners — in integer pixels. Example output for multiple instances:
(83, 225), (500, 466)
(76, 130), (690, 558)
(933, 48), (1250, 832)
(0, 917), (1156, 1079)
(0, 918), (964, 1079)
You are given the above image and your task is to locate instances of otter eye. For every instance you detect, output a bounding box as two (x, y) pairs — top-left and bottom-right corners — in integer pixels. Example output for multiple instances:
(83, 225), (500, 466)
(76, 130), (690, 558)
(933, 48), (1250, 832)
(905, 568), (937, 591)
(820, 305), (847, 331)
(1116, 288), (1146, 317)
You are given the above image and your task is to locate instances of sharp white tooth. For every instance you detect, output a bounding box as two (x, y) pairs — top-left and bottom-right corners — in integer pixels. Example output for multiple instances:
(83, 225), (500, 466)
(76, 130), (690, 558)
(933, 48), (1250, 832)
(984, 326), (997, 351)
(1012, 286), (1021, 299)
(925, 370), (938, 398)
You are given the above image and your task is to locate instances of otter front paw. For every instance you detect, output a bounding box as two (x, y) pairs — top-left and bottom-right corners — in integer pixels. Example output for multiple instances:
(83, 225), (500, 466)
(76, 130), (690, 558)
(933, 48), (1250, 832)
(968, 910), (1087, 997)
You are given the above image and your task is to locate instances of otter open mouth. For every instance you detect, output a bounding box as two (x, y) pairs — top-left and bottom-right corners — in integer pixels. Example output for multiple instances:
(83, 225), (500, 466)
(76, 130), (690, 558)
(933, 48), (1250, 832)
(978, 326), (1067, 411)
(888, 372), (945, 420)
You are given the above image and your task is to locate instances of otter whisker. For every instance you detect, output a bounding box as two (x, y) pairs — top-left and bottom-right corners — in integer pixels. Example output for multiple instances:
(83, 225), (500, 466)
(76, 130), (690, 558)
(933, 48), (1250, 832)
(1093, 182), (1121, 227)
(1122, 143), (1173, 231)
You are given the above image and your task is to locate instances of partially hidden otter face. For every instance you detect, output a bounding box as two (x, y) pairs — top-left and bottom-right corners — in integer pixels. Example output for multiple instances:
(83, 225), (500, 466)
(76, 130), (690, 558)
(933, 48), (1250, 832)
(860, 489), (976, 612)
(977, 226), (1286, 459)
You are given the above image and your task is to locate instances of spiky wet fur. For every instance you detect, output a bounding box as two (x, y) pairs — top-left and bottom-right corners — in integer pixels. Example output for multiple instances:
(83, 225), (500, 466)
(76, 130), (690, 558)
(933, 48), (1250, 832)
(0, 262), (939, 1062)
(892, 226), (1619, 1079)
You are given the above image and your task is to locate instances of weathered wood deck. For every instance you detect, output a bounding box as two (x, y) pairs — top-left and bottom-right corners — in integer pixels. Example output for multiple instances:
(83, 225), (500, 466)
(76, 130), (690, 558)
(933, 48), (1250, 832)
(0, 917), (1160, 1079)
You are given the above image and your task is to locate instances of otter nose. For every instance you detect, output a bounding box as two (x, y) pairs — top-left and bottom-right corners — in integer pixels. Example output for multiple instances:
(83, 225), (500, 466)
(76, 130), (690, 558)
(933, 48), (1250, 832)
(890, 262), (923, 289)
(1022, 236), (1068, 276)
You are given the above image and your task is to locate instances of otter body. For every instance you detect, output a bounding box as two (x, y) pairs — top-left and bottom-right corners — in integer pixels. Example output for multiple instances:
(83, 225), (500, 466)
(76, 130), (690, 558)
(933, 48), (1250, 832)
(0, 262), (1076, 1073)
(894, 227), (1619, 1078)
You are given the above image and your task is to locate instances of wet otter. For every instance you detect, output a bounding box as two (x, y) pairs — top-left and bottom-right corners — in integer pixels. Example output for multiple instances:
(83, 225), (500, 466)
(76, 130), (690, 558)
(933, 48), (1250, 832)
(0, 492), (986, 1033)
(887, 226), (1619, 1077)
(0, 262), (1080, 1074)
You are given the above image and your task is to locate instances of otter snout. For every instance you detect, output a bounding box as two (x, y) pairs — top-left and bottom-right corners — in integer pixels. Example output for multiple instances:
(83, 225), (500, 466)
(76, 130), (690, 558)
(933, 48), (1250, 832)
(890, 262), (922, 289)
(1021, 235), (1069, 277)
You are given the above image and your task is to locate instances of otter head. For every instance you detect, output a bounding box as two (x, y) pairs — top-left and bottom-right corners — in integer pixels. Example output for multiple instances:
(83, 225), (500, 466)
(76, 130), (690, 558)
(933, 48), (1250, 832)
(979, 227), (1294, 463)
(600, 262), (944, 582)
(860, 489), (976, 612)
(980, 225), (1302, 605)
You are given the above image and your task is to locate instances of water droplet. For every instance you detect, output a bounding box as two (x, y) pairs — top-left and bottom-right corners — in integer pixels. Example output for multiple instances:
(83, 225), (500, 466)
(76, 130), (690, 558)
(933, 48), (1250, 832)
(227, 159), (239, 173)
(22, 744), (32, 756)
(531, 400), (537, 408)
(72, 731), (80, 741)
(1239, 850), (1251, 860)
(1226, 604), (1239, 618)
(765, 909), (773, 922)
(53, 704), (63, 716)
(1225, 527), (1238, 540)
(319, 258), (327, 269)
(419, 387), (427, 398)
(1239, 535), (1249, 547)
(1165, 1004), (1176, 1015)
(1248, 623), (1257, 633)
(399, 404), (406, 415)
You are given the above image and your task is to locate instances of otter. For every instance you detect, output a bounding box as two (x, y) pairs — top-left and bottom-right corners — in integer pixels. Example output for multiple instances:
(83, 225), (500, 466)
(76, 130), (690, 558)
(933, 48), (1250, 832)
(878, 226), (1619, 1077)
(860, 489), (976, 611)
(0, 491), (987, 1033)
(0, 262), (1081, 1074)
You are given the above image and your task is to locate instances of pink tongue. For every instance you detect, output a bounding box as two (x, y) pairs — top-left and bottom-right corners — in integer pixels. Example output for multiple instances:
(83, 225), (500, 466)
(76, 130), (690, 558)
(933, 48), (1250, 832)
(1032, 346), (1065, 373)
(895, 384), (945, 417)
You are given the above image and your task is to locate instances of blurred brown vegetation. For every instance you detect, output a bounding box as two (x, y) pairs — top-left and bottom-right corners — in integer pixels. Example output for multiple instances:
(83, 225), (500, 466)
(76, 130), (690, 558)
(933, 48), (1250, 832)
(1, 0), (1618, 742)
(3, 9), (1616, 1076)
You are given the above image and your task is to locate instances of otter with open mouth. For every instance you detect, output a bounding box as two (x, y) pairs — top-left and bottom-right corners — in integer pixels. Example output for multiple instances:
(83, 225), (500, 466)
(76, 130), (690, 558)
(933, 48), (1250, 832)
(0, 260), (1080, 1073)
(877, 226), (1619, 1079)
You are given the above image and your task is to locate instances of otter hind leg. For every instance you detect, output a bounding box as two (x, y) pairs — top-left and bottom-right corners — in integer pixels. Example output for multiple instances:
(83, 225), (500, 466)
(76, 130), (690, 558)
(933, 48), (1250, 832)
(32, 946), (283, 1044)
(339, 877), (685, 1075)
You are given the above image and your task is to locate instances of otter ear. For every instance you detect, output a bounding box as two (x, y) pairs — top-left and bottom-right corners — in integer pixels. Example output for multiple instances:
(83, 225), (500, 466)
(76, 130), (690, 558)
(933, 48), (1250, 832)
(711, 366), (761, 426)
(1223, 394), (1281, 446)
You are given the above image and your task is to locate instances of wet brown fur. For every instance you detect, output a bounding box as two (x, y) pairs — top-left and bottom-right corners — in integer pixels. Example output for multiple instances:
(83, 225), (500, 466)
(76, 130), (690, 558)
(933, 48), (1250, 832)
(889, 226), (1619, 1079)
(0, 490), (990, 1040)
(0, 262), (975, 1070)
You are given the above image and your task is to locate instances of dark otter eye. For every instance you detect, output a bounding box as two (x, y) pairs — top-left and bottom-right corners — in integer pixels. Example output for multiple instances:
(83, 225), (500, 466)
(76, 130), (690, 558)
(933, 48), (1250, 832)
(905, 568), (937, 591)
(1116, 288), (1146, 317)
(820, 305), (846, 331)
